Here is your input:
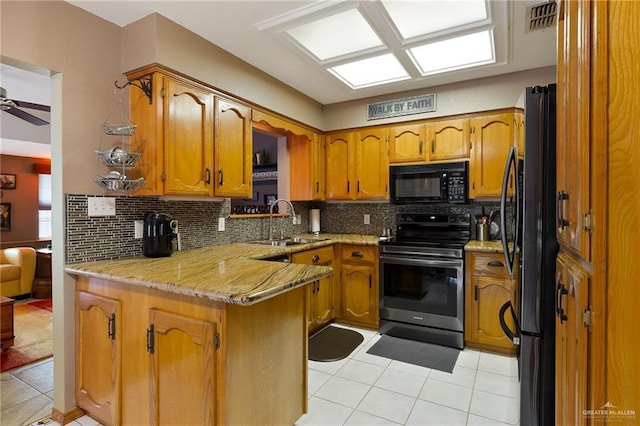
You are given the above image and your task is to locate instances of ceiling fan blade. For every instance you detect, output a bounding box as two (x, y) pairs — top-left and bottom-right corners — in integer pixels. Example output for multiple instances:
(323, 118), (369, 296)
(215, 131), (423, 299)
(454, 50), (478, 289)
(14, 100), (50, 112)
(4, 107), (50, 126)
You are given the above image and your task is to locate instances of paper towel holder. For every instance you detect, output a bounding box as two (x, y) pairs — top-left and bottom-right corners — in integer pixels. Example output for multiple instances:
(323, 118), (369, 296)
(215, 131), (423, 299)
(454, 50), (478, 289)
(309, 208), (320, 235)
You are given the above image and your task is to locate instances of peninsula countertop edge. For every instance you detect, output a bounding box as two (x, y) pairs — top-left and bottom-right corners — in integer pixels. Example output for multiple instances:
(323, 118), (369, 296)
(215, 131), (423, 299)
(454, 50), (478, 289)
(65, 234), (380, 305)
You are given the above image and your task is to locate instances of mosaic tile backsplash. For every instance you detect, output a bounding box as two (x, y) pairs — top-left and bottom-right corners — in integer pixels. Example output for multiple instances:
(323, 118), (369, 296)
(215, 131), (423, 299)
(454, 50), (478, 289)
(66, 194), (509, 263)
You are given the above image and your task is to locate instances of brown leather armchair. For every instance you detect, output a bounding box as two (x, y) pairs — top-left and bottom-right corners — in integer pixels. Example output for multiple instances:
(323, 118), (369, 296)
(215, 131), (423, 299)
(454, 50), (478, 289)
(1, 247), (37, 298)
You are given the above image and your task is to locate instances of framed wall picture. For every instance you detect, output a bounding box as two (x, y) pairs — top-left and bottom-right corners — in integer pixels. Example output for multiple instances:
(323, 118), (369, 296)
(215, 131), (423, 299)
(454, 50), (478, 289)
(0, 203), (11, 231)
(0, 174), (16, 190)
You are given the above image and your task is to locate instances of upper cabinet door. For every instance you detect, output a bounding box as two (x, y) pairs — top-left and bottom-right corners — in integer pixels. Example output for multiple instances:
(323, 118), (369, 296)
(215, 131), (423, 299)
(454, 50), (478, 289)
(389, 124), (427, 163)
(556, 0), (591, 260)
(325, 132), (353, 200)
(214, 97), (252, 198)
(469, 113), (515, 198)
(514, 112), (525, 158)
(163, 78), (214, 196)
(355, 128), (389, 199)
(427, 118), (471, 162)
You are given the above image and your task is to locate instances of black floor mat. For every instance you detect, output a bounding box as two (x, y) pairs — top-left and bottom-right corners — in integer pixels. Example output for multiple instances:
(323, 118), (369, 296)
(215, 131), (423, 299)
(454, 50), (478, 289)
(366, 335), (460, 373)
(308, 326), (364, 362)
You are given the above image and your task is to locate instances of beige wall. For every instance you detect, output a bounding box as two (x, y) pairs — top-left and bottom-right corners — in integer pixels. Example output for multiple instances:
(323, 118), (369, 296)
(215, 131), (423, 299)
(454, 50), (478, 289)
(1, 0), (124, 415)
(122, 13), (326, 130)
(323, 66), (556, 130)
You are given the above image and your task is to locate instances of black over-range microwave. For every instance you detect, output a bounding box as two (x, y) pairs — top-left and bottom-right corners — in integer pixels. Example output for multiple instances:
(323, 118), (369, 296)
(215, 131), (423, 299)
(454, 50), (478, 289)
(389, 161), (468, 204)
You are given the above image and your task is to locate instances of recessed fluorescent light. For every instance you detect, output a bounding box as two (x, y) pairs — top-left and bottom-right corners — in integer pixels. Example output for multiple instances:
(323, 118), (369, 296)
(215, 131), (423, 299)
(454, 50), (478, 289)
(328, 54), (410, 89)
(409, 30), (495, 75)
(286, 9), (383, 61)
(381, 0), (488, 39)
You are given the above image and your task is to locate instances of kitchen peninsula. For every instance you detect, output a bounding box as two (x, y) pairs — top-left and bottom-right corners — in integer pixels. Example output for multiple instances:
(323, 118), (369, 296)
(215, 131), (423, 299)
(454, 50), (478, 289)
(65, 242), (336, 425)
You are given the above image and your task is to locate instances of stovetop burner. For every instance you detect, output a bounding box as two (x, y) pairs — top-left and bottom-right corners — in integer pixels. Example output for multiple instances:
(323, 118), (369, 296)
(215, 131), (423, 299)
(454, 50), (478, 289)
(383, 213), (471, 248)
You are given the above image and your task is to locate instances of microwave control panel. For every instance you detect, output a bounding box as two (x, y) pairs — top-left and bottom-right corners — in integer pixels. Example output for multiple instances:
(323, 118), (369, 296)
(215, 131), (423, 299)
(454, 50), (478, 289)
(447, 173), (467, 203)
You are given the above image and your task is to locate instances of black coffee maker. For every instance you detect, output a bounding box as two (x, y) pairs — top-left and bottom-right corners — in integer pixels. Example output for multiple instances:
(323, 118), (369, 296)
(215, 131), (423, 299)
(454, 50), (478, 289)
(143, 212), (177, 257)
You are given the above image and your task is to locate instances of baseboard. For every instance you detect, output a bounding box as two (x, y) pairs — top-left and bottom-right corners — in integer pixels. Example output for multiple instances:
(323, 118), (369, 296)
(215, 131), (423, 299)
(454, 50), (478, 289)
(51, 406), (85, 425)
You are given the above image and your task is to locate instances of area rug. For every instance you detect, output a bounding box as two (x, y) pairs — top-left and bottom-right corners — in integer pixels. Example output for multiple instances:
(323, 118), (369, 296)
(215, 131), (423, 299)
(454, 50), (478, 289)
(366, 335), (460, 373)
(309, 326), (364, 362)
(1, 298), (53, 372)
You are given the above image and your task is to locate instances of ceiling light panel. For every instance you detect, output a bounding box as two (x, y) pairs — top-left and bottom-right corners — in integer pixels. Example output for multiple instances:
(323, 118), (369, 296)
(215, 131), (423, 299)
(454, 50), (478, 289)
(409, 29), (495, 75)
(328, 54), (410, 89)
(381, 0), (489, 39)
(286, 8), (384, 61)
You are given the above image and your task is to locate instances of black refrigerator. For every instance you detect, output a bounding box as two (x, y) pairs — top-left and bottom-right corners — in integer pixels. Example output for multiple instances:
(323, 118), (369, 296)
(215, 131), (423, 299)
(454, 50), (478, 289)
(499, 84), (557, 426)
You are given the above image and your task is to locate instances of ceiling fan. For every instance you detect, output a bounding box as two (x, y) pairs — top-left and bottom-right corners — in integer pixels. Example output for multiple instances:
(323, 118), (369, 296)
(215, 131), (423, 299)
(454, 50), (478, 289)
(0, 86), (50, 126)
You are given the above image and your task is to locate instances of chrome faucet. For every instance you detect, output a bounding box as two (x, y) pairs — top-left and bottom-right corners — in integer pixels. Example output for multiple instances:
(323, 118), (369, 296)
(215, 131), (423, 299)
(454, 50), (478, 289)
(269, 199), (297, 240)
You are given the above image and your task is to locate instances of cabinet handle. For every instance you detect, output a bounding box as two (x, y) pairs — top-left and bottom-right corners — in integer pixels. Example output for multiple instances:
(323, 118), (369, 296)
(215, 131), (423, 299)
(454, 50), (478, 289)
(316, 181), (319, 193)
(146, 324), (155, 354)
(474, 285), (478, 301)
(557, 191), (569, 231)
(347, 181), (350, 193)
(488, 260), (505, 268)
(205, 167), (211, 185)
(351, 251), (364, 258)
(218, 169), (224, 186)
(316, 281), (320, 294)
(369, 275), (372, 289)
(312, 254), (320, 263)
(431, 139), (435, 153)
(357, 181), (360, 193)
(556, 282), (569, 323)
(108, 313), (116, 341)
(419, 139), (423, 154)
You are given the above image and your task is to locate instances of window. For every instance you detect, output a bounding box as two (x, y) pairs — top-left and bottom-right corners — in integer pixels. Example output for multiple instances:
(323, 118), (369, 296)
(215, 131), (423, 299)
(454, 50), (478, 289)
(38, 173), (52, 239)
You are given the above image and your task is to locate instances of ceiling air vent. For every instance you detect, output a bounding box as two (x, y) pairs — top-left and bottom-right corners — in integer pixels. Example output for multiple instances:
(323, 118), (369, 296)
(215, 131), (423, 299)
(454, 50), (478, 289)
(526, 1), (557, 32)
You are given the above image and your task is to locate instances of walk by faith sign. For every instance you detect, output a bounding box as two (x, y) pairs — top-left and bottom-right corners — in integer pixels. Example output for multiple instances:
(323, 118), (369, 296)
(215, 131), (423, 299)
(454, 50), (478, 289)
(366, 94), (436, 120)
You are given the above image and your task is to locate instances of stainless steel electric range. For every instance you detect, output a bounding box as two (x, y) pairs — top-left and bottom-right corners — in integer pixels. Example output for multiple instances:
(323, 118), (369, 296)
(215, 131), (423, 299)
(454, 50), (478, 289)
(379, 213), (471, 349)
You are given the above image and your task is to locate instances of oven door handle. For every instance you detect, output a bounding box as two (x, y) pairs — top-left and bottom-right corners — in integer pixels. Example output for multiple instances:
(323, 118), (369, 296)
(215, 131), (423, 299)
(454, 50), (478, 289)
(380, 255), (462, 268)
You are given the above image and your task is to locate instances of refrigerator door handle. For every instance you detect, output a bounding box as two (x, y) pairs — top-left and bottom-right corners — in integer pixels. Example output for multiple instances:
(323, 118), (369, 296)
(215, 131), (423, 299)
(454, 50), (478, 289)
(500, 146), (518, 276)
(499, 300), (521, 345)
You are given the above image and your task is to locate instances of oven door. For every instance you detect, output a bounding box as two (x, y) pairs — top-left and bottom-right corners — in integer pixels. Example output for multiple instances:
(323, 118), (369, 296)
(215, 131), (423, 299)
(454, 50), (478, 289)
(379, 254), (464, 332)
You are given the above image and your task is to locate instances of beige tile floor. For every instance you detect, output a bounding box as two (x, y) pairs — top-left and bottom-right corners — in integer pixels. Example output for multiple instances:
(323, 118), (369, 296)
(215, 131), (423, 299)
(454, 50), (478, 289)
(0, 325), (519, 426)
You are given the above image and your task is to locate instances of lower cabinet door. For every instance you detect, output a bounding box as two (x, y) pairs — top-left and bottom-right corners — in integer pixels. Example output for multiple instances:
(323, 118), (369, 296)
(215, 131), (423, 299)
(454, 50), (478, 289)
(149, 309), (217, 425)
(76, 291), (121, 426)
(341, 264), (376, 326)
(468, 275), (517, 352)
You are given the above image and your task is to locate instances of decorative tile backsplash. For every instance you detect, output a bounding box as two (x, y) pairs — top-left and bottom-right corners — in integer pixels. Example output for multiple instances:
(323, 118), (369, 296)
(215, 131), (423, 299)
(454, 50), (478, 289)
(65, 194), (509, 263)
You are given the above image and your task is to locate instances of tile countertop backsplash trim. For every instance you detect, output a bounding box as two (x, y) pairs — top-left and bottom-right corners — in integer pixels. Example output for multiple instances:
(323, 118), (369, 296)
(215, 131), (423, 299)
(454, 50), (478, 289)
(65, 194), (509, 263)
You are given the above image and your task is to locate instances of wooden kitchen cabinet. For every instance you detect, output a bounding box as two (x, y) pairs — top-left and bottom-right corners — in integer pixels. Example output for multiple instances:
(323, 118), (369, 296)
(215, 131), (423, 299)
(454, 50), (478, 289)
(325, 132), (352, 200)
(214, 97), (252, 198)
(464, 251), (518, 354)
(556, 0), (591, 261)
(514, 111), (525, 158)
(76, 291), (121, 426)
(149, 308), (217, 424)
(127, 66), (251, 198)
(325, 130), (388, 200)
(555, 252), (589, 426)
(338, 244), (378, 328)
(289, 132), (325, 201)
(426, 118), (471, 162)
(468, 112), (515, 198)
(75, 276), (307, 426)
(292, 245), (334, 334)
(389, 123), (427, 163)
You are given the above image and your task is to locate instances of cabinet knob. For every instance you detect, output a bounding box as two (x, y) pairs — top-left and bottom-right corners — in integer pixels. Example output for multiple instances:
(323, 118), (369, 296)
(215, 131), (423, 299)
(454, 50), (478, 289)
(312, 255), (320, 263)
(352, 251), (364, 258)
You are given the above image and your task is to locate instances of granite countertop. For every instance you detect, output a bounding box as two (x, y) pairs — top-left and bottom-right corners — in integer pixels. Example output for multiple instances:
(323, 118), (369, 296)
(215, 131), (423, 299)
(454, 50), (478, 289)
(65, 234), (379, 306)
(465, 240), (506, 253)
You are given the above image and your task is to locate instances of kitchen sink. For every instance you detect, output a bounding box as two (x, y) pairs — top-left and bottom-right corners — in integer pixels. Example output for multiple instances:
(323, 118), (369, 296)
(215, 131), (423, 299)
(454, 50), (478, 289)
(245, 237), (328, 247)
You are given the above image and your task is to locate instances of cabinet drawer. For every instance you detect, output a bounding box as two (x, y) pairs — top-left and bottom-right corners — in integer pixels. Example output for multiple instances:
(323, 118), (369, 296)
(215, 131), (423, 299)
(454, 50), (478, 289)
(468, 252), (512, 277)
(291, 245), (334, 265)
(341, 244), (376, 265)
